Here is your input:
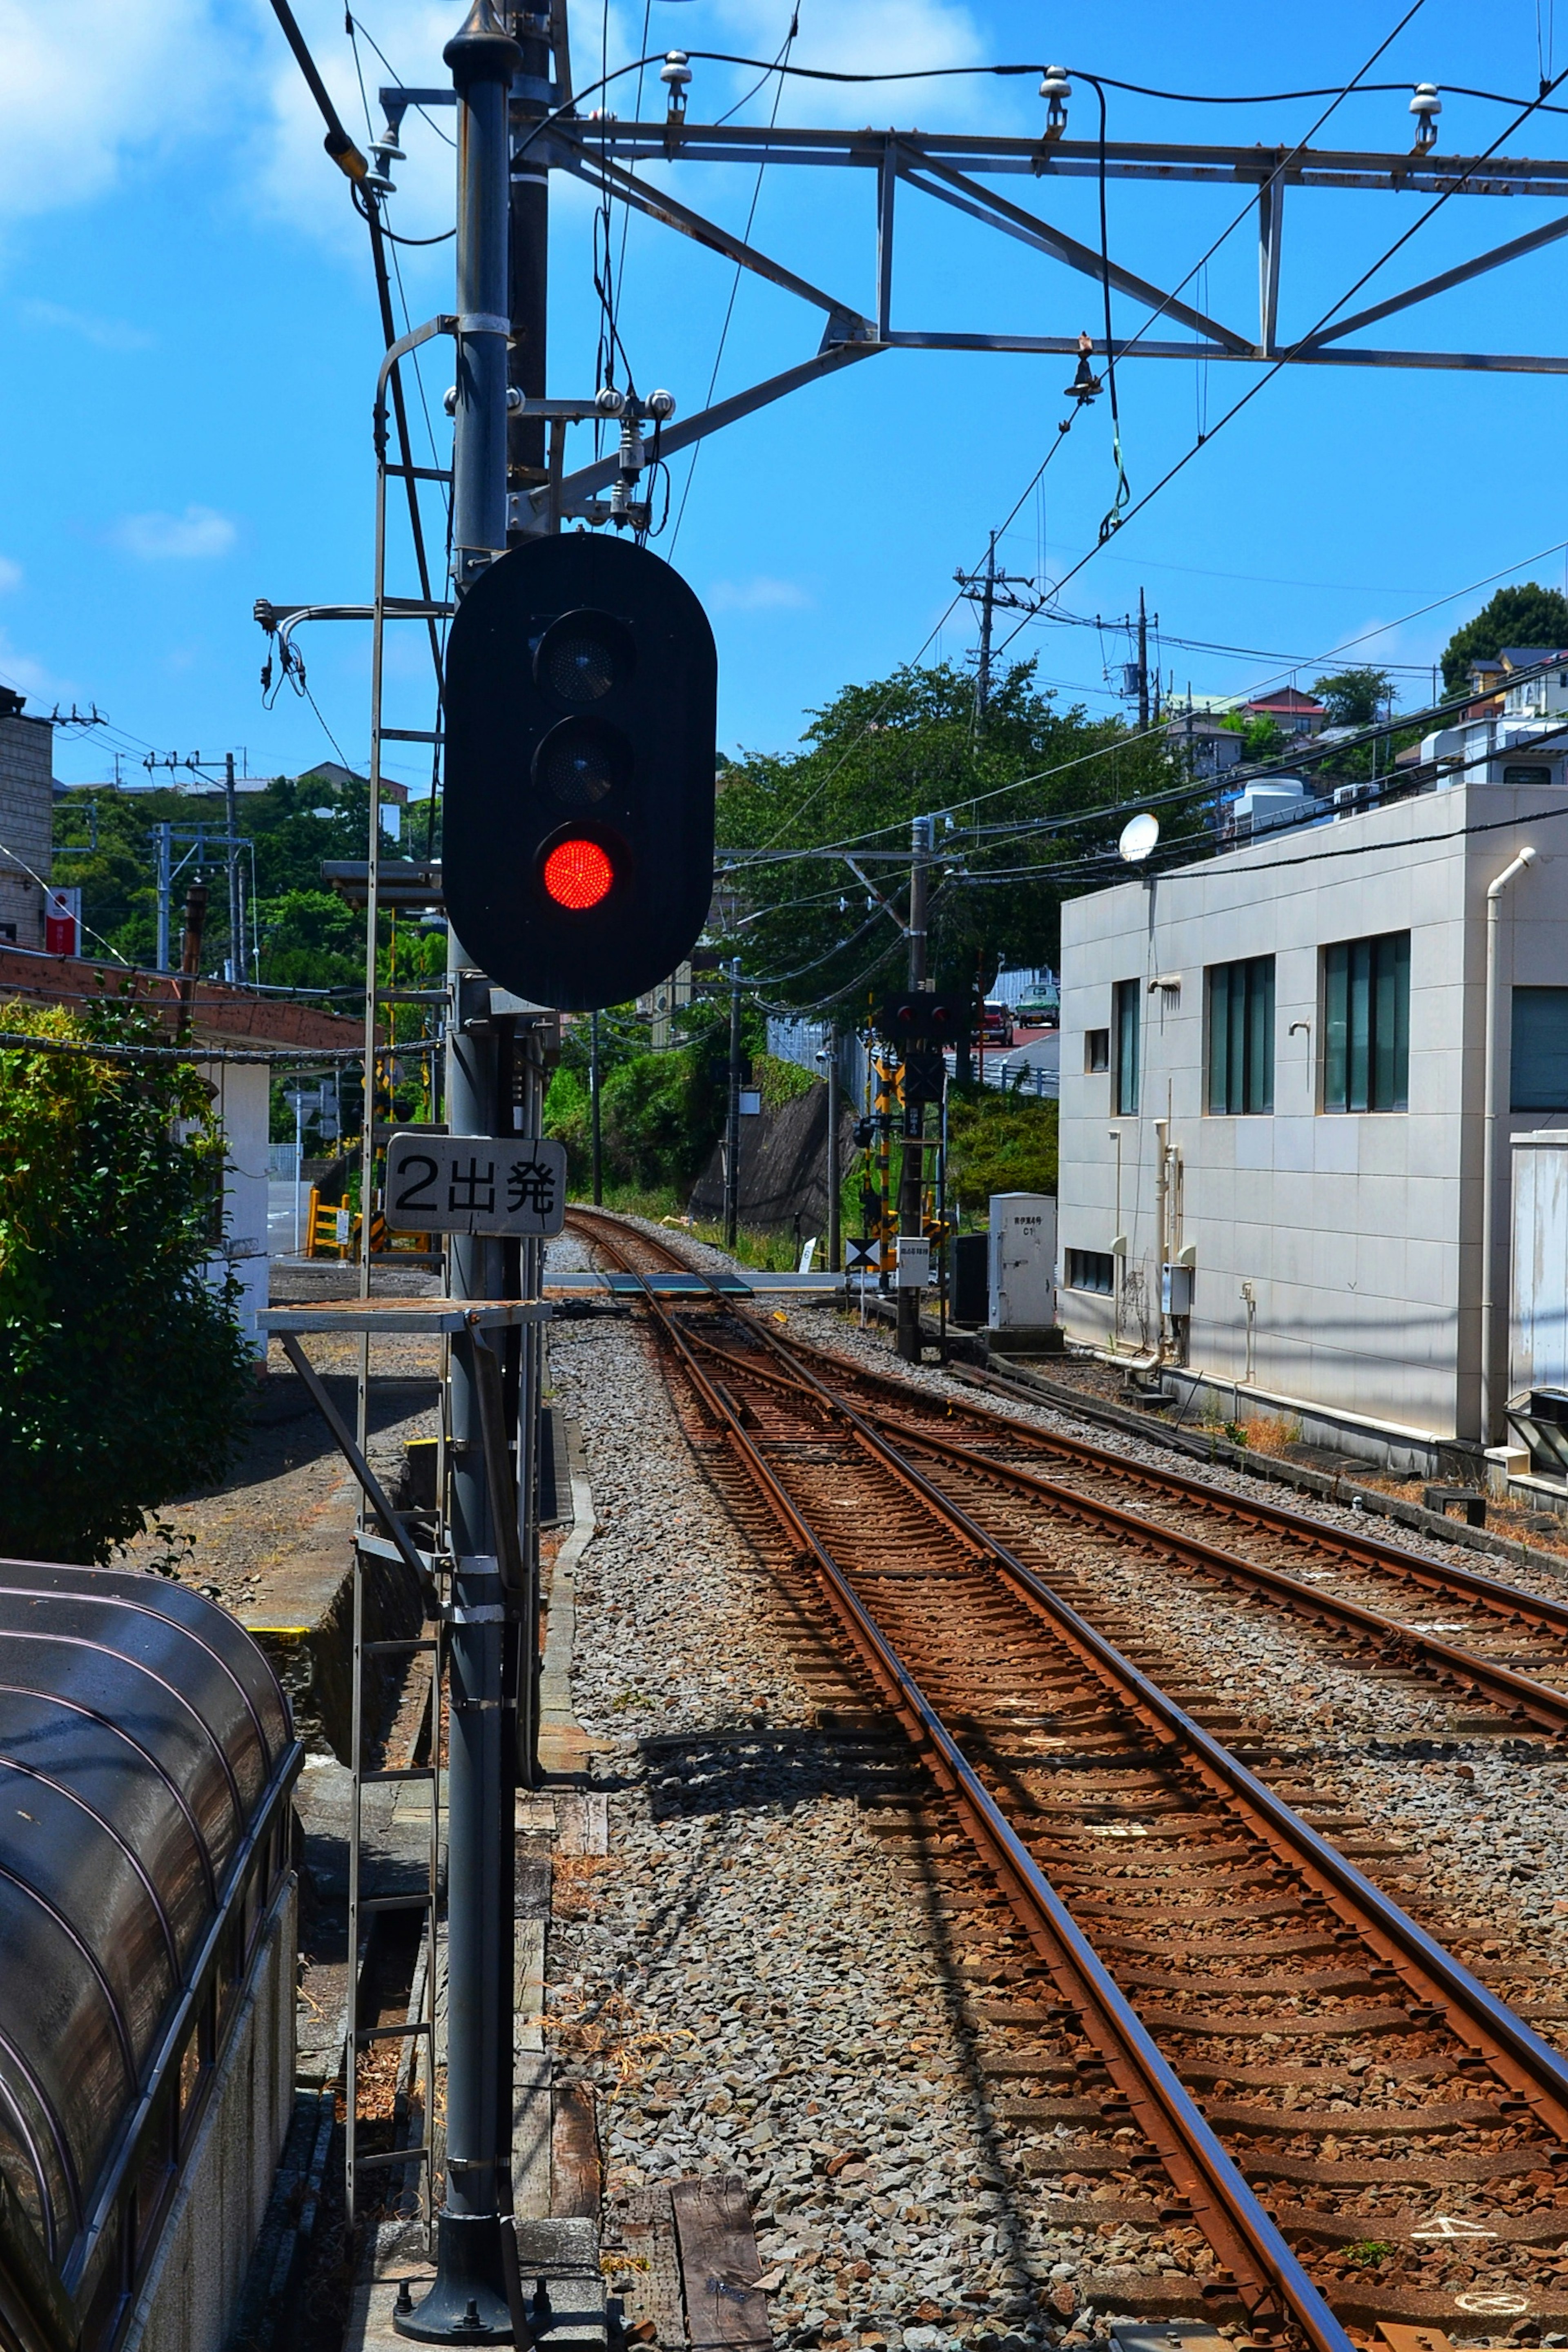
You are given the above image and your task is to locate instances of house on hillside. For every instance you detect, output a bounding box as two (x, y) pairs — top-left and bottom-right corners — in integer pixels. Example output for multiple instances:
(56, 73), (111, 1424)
(1241, 688), (1325, 737)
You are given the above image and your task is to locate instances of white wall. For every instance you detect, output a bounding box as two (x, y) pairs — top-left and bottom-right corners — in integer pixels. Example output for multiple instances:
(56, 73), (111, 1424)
(1058, 780), (1568, 1445)
(201, 1060), (271, 1353)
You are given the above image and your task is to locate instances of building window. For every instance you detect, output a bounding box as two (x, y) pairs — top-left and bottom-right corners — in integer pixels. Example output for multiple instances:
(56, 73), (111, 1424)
(1512, 987), (1568, 1111)
(1323, 931), (1410, 1112)
(1065, 1248), (1116, 1294)
(1114, 979), (1140, 1115)
(1084, 1028), (1109, 1074)
(1206, 955), (1275, 1114)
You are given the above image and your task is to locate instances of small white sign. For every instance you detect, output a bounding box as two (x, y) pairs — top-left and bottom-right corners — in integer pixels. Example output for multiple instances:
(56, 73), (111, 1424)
(385, 1132), (568, 1236)
(739, 1088), (762, 1116)
(895, 1235), (931, 1289)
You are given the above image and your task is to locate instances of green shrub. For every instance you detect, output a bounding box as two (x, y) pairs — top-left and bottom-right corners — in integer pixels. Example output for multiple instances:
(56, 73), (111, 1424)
(0, 1000), (254, 1563)
(945, 1090), (1058, 1218)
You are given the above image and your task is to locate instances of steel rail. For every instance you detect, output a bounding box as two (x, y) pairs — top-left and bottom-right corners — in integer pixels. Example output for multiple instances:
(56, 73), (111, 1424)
(561, 1216), (1568, 1719)
(680, 1323), (1568, 1742)
(560, 1207), (1568, 2333)
(751, 1325), (1568, 1632)
(600, 1251), (1356, 2349)
(724, 1322), (1568, 2137)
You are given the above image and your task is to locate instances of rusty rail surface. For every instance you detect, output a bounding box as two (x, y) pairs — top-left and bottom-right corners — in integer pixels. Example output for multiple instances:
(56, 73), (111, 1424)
(560, 1207), (1568, 2338)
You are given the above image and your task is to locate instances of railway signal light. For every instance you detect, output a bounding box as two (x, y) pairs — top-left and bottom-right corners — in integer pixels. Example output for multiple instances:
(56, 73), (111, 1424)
(875, 989), (969, 1106)
(875, 989), (971, 1047)
(441, 533), (717, 1011)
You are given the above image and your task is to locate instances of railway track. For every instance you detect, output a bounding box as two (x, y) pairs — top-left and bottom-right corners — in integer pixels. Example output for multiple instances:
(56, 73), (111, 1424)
(559, 1207), (1568, 2341)
(563, 1206), (1568, 1744)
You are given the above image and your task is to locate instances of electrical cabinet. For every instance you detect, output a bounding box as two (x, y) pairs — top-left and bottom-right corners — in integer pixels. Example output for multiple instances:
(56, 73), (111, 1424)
(987, 1193), (1058, 1332)
(1161, 1263), (1194, 1317)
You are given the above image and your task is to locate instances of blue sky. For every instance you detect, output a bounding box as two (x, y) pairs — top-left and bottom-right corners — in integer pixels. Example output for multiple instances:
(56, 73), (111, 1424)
(4, 0), (1568, 800)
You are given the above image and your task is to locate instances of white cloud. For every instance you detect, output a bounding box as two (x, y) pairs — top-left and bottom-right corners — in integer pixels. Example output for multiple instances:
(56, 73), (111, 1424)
(0, 0), (226, 224)
(19, 298), (154, 350)
(252, 1), (464, 255)
(0, 628), (59, 699)
(704, 0), (995, 129)
(707, 574), (813, 612)
(0, 555), (21, 593)
(109, 504), (237, 560)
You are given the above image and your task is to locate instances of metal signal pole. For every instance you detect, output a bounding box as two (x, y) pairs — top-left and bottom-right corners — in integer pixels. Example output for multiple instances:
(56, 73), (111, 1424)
(399, 3), (520, 2341)
(895, 816), (932, 1363)
(590, 1007), (603, 1203)
(1137, 588), (1149, 734)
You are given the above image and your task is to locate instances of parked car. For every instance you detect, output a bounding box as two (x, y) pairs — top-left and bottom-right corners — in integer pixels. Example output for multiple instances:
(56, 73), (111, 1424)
(979, 1001), (1015, 1047)
(1014, 996), (1059, 1029)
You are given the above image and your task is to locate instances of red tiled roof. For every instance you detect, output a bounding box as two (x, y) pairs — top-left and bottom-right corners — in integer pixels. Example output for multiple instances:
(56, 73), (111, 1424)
(0, 947), (365, 1050)
(1244, 690), (1324, 713)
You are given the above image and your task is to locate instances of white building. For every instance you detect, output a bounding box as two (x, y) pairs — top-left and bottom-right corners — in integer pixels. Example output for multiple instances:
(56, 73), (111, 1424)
(0, 690), (52, 949)
(1056, 776), (1568, 1480)
(1421, 649), (1568, 793)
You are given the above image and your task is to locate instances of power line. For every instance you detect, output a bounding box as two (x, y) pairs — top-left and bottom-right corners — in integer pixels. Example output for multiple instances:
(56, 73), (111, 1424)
(993, 49), (1568, 655)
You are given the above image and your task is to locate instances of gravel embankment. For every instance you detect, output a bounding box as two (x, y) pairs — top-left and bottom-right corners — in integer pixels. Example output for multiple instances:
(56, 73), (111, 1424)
(544, 1245), (1111, 2351)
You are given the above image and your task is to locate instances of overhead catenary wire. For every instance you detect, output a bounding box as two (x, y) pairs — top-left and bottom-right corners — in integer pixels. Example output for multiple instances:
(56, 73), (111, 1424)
(990, 49), (1568, 660)
(724, 4), (1425, 869)
(670, 6), (801, 553)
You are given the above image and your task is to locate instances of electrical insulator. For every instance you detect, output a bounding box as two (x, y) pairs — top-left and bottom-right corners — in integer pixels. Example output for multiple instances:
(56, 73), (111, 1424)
(1410, 82), (1441, 154)
(1039, 65), (1071, 140)
(1066, 330), (1102, 405)
(661, 51), (692, 120)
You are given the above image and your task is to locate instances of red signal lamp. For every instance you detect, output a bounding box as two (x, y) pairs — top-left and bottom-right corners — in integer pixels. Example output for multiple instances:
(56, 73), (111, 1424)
(542, 837), (614, 911)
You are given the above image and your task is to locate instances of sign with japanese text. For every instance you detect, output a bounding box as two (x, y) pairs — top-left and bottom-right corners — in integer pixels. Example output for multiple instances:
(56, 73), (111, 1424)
(384, 1132), (568, 1236)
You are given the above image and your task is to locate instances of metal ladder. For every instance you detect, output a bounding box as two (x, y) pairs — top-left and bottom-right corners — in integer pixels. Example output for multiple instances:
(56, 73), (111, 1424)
(345, 1526), (446, 2226)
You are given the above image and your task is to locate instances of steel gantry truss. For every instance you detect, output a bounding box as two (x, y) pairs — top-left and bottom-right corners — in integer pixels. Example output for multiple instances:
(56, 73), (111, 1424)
(375, 80), (1568, 526)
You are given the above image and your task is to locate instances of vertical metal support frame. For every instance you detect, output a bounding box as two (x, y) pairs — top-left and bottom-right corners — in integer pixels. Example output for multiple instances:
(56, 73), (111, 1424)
(1257, 176), (1283, 359)
(876, 143), (897, 343)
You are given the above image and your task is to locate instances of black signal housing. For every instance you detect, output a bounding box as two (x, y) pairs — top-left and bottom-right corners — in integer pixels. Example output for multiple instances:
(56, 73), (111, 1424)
(442, 535), (717, 1011)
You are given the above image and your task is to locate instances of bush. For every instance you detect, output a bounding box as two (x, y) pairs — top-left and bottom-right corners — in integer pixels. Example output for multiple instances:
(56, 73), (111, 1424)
(945, 1090), (1058, 1219)
(0, 1001), (254, 1562)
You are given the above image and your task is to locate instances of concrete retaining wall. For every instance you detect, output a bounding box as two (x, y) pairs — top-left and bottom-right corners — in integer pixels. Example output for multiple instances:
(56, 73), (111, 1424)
(122, 1873), (298, 2352)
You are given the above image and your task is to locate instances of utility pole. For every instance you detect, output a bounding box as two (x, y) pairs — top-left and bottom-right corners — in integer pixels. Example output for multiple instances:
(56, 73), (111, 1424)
(590, 1008), (603, 1204)
(954, 536), (1047, 728)
(399, 3), (520, 2343)
(976, 534), (996, 721)
(895, 815), (932, 1363)
(506, 5), (550, 533)
(724, 959), (742, 1251)
(1136, 588), (1149, 734)
(224, 752), (245, 981)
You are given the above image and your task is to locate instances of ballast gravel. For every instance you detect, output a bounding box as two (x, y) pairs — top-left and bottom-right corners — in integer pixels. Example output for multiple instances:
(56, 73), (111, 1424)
(544, 1218), (1568, 2345)
(544, 1256), (1100, 2351)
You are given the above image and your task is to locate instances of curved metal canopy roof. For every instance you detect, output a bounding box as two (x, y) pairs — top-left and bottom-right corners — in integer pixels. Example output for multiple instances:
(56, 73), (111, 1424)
(0, 1562), (299, 2351)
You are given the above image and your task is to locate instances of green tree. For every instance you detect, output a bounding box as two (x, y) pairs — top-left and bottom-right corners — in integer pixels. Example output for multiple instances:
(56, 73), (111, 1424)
(1221, 711), (1287, 760)
(713, 659), (1180, 1011)
(0, 999), (253, 1562)
(543, 991), (744, 1196)
(1441, 584), (1568, 697)
(1312, 668), (1396, 728)
(947, 1091), (1058, 1218)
